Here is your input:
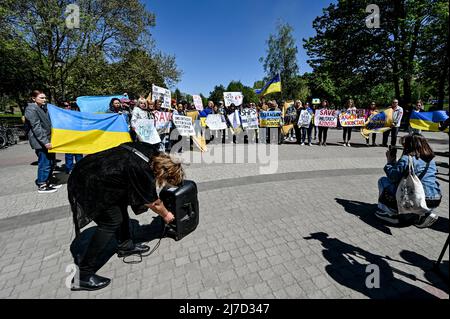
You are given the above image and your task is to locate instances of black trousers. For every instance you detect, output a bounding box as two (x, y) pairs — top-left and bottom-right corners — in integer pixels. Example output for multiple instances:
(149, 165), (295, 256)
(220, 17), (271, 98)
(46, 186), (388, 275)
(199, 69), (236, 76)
(79, 204), (131, 276)
(318, 127), (329, 143)
(366, 134), (377, 145)
(343, 127), (353, 142)
(294, 126), (302, 144)
(383, 127), (399, 146)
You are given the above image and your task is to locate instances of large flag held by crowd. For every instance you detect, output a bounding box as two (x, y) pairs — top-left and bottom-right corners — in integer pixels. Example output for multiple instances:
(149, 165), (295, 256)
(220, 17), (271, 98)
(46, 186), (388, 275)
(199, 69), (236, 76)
(47, 104), (131, 154)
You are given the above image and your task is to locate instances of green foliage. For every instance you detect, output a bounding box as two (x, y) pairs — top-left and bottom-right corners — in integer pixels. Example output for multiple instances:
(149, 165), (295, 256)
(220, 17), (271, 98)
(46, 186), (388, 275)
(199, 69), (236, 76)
(208, 85), (226, 105)
(0, 0), (180, 106)
(260, 22), (300, 100)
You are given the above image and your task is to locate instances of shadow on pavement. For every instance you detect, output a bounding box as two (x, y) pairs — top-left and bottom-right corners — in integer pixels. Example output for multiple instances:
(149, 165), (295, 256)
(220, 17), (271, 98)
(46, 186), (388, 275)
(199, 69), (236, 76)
(304, 232), (439, 298)
(335, 198), (394, 235)
(69, 217), (165, 273)
(428, 216), (449, 234)
(399, 250), (449, 293)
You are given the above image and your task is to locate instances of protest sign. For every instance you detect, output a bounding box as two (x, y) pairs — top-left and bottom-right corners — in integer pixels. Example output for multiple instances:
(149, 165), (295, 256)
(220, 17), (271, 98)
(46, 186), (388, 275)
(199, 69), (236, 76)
(283, 105), (297, 125)
(172, 115), (195, 136)
(193, 95), (204, 111)
(339, 110), (366, 127)
(134, 119), (161, 144)
(259, 111), (282, 127)
(152, 84), (172, 109)
(223, 92), (243, 107)
(240, 108), (259, 130)
(298, 110), (312, 128)
(312, 98), (321, 105)
(360, 109), (393, 139)
(227, 110), (241, 129)
(153, 111), (172, 133)
(314, 109), (338, 127)
(205, 114), (228, 130)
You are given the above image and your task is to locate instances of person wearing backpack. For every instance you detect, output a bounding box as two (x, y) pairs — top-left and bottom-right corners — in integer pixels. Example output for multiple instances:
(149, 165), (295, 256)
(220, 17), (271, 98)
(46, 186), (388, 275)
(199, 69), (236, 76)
(375, 134), (442, 227)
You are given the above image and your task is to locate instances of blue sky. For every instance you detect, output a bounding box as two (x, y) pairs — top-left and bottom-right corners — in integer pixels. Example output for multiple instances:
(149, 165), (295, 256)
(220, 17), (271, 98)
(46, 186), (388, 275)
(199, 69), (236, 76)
(144, 0), (335, 96)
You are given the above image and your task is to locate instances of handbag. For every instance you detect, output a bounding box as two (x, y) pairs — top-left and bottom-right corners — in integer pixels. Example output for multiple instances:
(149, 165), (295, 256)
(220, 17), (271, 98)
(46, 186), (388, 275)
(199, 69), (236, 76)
(395, 156), (430, 216)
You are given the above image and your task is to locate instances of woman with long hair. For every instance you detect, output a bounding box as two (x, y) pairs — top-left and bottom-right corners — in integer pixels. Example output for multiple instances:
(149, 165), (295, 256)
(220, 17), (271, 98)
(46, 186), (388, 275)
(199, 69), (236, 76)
(317, 99), (330, 146)
(342, 99), (356, 147)
(376, 134), (442, 227)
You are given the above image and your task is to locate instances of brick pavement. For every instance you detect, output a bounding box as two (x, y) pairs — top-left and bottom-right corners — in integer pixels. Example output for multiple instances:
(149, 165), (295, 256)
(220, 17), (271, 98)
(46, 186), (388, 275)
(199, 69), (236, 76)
(0, 130), (448, 299)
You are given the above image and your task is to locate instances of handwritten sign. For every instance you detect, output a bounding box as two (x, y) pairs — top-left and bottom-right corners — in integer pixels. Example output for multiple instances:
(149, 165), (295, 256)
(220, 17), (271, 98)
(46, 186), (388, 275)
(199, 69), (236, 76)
(240, 108), (259, 130)
(339, 111), (366, 127)
(259, 111), (281, 128)
(172, 115), (195, 136)
(298, 110), (312, 128)
(205, 114), (228, 130)
(224, 92), (243, 107)
(152, 84), (172, 110)
(314, 109), (338, 127)
(135, 119), (161, 144)
(193, 95), (204, 111)
(153, 111), (172, 133)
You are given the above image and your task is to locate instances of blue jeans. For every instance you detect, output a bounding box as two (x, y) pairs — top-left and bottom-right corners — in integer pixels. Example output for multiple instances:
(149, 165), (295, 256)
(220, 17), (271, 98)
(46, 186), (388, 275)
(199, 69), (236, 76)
(301, 126), (312, 144)
(35, 149), (55, 186)
(65, 154), (83, 173)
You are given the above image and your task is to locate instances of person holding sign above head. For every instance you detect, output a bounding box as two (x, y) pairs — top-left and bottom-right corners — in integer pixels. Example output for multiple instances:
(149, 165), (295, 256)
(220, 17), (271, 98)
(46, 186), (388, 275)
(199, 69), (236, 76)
(342, 99), (357, 147)
(317, 99), (331, 146)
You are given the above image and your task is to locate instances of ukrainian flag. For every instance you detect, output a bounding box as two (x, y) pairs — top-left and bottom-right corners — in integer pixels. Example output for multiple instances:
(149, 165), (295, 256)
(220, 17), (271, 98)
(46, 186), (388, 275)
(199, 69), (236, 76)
(47, 104), (131, 154)
(410, 111), (449, 132)
(360, 108), (394, 139)
(76, 95), (125, 113)
(255, 74), (282, 96)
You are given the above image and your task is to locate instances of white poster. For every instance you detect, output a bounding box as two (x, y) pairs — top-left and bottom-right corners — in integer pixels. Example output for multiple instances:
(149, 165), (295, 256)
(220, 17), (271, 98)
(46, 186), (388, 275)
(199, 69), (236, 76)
(192, 95), (204, 111)
(314, 109), (338, 127)
(152, 84), (172, 110)
(153, 111), (173, 133)
(240, 108), (259, 130)
(223, 92), (243, 107)
(205, 114), (228, 130)
(298, 110), (312, 128)
(173, 115), (195, 136)
(135, 119), (161, 144)
(227, 110), (241, 129)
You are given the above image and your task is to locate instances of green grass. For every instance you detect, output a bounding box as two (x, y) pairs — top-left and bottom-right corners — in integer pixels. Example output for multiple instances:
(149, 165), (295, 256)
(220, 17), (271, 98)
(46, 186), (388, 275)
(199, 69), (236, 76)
(0, 113), (22, 118)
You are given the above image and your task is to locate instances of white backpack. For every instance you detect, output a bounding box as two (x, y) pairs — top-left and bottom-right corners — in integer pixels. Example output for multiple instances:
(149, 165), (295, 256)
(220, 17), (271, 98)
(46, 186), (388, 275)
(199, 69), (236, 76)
(396, 156), (430, 216)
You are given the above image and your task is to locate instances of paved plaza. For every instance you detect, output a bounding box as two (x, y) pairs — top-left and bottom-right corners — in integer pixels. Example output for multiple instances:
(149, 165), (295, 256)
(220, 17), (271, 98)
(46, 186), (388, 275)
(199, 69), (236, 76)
(0, 129), (448, 299)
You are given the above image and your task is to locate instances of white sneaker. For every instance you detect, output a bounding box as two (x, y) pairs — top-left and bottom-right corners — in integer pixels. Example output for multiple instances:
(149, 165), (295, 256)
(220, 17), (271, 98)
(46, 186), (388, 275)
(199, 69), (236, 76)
(38, 185), (58, 194)
(343, 143), (347, 147)
(415, 213), (438, 228)
(300, 143), (305, 146)
(48, 183), (63, 189)
(347, 142), (351, 147)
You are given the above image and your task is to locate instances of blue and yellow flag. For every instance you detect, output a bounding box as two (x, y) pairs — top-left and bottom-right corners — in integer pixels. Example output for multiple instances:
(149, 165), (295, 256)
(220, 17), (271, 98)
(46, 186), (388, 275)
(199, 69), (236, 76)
(410, 111), (449, 132)
(76, 95), (125, 113)
(360, 108), (394, 139)
(255, 74), (282, 96)
(47, 104), (131, 154)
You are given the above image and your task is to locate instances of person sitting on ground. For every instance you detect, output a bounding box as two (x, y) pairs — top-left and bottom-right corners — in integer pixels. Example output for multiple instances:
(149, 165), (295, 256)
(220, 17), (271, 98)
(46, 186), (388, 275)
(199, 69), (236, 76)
(375, 134), (442, 227)
(68, 141), (184, 291)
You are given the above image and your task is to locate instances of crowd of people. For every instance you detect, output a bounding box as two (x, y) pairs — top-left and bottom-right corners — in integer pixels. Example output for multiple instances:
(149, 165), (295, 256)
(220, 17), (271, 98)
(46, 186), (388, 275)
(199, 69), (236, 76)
(21, 89), (446, 292)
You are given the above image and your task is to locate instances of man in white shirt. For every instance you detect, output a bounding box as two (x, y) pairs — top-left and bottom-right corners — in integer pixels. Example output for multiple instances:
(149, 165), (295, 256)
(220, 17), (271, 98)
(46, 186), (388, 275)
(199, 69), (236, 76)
(382, 99), (403, 147)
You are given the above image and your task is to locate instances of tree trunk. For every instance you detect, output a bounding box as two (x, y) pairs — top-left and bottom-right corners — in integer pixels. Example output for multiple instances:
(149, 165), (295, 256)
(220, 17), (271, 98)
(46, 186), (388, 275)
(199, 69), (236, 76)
(437, 62), (448, 110)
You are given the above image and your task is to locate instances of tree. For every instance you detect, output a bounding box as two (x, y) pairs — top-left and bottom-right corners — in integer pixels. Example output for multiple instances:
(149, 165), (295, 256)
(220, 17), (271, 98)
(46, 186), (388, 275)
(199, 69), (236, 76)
(417, 0), (449, 109)
(260, 22), (300, 100)
(1, 0), (181, 105)
(208, 85), (226, 105)
(303, 0), (447, 107)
